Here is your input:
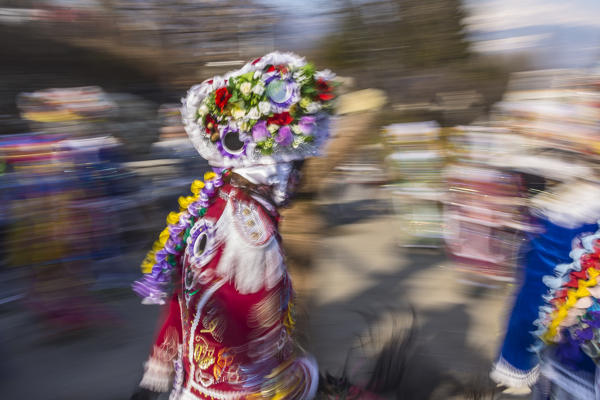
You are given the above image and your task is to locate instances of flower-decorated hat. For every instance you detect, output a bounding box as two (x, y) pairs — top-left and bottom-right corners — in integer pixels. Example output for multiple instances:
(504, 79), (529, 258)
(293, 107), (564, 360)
(181, 52), (336, 168)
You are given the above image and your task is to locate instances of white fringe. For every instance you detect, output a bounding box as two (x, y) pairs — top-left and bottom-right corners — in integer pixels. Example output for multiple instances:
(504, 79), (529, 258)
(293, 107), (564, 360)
(139, 357), (173, 392)
(490, 356), (540, 388)
(215, 200), (284, 294)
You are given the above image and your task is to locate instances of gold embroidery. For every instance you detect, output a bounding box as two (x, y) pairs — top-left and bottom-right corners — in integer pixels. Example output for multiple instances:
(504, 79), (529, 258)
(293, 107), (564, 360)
(200, 305), (226, 343)
(213, 348), (234, 381)
(193, 335), (215, 370)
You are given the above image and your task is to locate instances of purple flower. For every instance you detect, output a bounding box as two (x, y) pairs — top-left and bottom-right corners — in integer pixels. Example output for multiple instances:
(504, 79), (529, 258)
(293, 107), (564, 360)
(275, 126), (293, 147)
(298, 116), (316, 135)
(252, 120), (269, 142)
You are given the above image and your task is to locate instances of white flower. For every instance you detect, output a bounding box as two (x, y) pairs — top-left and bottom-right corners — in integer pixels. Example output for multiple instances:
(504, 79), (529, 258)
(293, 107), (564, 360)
(293, 71), (307, 83)
(315, 69), (336, 81)
(232, 108), (246, 119)
(292, 136), (304, 149)
(258, 101), (271, 115)
(198, 103), (209, 116)
(306, 102), (322, 114)
(267, 124), (279, 134)
(253, 71), (262, 79)
(240, 120), (251, 132)
(252, 83), (265, 96)
(291, 124), (303, 135)
(220, 122), (234, 132)
(246, 107), (260, 120)
(240, 82), (252, 96)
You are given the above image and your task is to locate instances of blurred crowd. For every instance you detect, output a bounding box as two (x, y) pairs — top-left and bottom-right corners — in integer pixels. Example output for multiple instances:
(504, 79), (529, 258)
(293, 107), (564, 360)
(0, 86), (208, 331)
(384, 68), (600, 287)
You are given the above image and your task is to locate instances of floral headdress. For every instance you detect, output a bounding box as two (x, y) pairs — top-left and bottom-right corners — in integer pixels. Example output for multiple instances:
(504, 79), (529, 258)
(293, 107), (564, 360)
(181, 52), (336, 168)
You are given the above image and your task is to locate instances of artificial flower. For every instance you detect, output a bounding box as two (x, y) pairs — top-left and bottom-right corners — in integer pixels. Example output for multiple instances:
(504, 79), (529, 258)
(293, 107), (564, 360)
(299, 97), (311, 109)
(275, 126), (293, 146)
(215, 87), (232, 112)
(198, 103), (209, 116)
(253, 71), (262, 79)
(252, 120), (269, 141)
(204, 115), (217, 134)
(293, 71), (308, 84)
(268, 111), (293, 126)
(252, 83), (265, 96)
(315, 69), (336, 82)
(306, 102), (322, 114)
(247, 107), (260, 120)
(240, 120), (251, 132)
(240, 82), (252, 96)
(268, 124), (279, 134)
(298, 116), (316, 135)
(316, 78), (335, 101)
(258, 101), (271, 115)
(232, 107), (246, 119)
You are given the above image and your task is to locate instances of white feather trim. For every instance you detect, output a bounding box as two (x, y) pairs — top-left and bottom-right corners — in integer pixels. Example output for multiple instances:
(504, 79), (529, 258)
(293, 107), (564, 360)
(214, 199), (284, 294)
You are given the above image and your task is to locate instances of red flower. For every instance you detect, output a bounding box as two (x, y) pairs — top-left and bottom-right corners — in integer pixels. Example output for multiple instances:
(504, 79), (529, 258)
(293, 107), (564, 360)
(266, 64), (289, 74)
(316, 78), (331, 92)
(318, 93), (335, 101)
(275, 64), (288, 74)
(316, 78), (335, 102)
(215, 87), (232, 112)
(267, 112), (293, 126)
(252, 57), (262, 65)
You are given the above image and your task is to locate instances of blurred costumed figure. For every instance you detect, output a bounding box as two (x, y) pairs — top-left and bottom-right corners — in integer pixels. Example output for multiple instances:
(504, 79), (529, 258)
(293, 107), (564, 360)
(131, 52), (336, 400)
(490, 71), (600, 399)
(490, 180), (600, 399)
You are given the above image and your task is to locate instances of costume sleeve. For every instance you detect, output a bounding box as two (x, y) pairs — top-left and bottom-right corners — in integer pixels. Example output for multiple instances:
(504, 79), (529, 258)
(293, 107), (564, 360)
(139, 292), (183, 392)
(243, 276), (319, 399)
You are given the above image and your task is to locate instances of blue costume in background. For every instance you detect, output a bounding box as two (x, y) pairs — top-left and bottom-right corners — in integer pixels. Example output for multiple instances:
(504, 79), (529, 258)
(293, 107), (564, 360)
(492, 215), (598, 389)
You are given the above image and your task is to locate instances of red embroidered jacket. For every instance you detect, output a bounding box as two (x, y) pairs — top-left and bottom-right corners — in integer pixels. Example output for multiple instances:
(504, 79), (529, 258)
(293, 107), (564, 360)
(139, 184), (317, 400)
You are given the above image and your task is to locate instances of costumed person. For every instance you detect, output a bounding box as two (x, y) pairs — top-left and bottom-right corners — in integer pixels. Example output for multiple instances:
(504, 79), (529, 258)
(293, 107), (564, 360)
(130, 52), (336, 400)
(490, 179), (600, 399)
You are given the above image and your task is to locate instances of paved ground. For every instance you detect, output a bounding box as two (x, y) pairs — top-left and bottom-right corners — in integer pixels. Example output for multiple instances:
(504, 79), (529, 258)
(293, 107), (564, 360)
(0, 184), (523, 399)
(302, 184), (519, 398)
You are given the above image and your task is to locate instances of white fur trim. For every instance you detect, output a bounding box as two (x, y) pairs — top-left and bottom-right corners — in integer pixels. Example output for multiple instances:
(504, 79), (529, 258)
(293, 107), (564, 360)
(532, 182), (600, 228)
(139, 357), (173, 392)
(214, 198), (284, 294)
(490, 356), (540, 388)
